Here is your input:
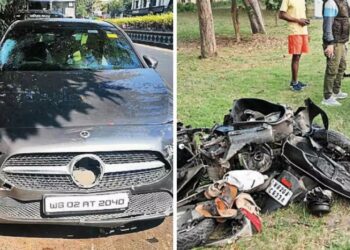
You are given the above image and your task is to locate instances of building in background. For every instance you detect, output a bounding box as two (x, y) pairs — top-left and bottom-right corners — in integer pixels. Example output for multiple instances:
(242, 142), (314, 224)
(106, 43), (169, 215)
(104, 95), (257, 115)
(27, 0), (76, 18)
(130, 0), (172, 16)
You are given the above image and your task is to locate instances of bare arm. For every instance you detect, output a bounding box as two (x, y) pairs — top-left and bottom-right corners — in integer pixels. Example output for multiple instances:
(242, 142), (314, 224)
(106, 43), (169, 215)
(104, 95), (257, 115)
(278, 11), (310, 26)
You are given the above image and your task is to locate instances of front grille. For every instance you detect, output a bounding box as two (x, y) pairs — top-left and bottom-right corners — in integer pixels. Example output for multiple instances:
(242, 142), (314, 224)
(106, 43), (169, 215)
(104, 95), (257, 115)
(0, 192), (172, 220)
(0, 152), (169, 192)
(3, 152), (159, 167)
(3, 168), (166, 191)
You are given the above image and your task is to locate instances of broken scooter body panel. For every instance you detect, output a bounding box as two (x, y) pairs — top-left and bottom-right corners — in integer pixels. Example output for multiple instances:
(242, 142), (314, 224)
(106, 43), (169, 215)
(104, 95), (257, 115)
(282, 135), (350, 199)
(221, 98), (294, 166)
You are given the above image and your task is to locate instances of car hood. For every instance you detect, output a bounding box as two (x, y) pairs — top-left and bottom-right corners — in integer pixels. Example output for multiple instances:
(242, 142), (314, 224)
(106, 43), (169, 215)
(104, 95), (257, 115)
(0, 124), (173, 157)
(0, 68), (172, 130)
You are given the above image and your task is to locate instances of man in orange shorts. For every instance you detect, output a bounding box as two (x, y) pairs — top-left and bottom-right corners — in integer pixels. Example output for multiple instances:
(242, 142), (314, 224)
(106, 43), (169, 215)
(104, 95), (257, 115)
(279, 0), (310, 91)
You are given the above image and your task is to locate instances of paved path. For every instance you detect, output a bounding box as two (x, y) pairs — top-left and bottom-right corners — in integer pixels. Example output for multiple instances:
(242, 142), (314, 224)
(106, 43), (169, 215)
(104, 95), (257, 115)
(0, 217), (172, 250)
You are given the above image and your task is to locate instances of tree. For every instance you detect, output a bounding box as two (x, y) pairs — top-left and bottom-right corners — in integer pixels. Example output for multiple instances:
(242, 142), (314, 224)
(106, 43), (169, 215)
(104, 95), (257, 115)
(266, 0), (282, 25)
(106, 0), (123, 17)
(94, 0), (108, 14)
(197, 0), (217, 58)
(76, 0), (95, 17)
(0, 0), (26, 37)
(243, 0), (266, 34)
(123, 0), (132, 10)
(231, 0), (241, 42)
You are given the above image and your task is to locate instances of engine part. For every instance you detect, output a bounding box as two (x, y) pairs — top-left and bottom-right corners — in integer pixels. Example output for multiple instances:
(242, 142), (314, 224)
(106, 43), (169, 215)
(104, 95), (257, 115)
(206, 164), (225, 181)
(221, 124), (275, 166)
(238, 144), (274, 173)
(178, 164), (205, 200)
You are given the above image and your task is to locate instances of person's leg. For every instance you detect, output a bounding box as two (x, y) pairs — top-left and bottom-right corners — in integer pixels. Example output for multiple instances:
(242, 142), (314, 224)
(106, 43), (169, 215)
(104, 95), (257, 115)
(291, 54), (301, 83)
(334, 43), (346, 94)
(324, 43), (342, 99)
(297, 35), (310, 87)
(288, 35), (304, 90)
(343, 42), (350, 77)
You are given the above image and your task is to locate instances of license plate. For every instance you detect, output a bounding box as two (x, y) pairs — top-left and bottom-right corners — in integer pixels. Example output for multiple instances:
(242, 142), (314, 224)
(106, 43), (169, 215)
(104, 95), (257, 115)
(266, 179), (293, 206)
(43, 192), (129, 215)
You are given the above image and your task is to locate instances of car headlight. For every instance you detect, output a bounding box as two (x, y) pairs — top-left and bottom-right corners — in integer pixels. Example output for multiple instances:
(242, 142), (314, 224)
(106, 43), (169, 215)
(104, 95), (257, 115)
(164, 144), (173, 164)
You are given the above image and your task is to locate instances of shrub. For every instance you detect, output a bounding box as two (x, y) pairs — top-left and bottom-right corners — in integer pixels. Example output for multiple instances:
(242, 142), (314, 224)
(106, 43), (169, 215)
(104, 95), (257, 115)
(104, 12), (173, 31)
(265, 0), (282, 11)
(211, 0), (231, 9)
(177, 3), (196, 13)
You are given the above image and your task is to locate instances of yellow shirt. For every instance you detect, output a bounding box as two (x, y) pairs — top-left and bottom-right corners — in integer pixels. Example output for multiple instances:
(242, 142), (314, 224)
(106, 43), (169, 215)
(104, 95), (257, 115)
(280, 0), (308, 35)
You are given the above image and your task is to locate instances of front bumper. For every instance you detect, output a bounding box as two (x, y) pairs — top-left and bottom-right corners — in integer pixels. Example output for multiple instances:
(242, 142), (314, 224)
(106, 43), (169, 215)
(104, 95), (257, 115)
(0, 164), (173, 227)
(0, 123), (174, 227)
(0, 191), (172, 227)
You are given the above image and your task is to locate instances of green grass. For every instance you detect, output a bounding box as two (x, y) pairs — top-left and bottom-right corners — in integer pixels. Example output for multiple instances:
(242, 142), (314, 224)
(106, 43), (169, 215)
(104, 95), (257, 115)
(178, 8), (350, 250)
(178, 9), (350, 136)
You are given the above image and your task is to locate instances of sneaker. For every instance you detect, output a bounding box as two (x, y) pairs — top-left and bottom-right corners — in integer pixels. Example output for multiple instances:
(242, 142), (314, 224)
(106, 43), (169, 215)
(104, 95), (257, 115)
(290, 81), (307, 88)
(290, 82), (303, 91)
(333, 91), (348, 99)
(321, 96), (342, 106)
(298, 81), (308, 88)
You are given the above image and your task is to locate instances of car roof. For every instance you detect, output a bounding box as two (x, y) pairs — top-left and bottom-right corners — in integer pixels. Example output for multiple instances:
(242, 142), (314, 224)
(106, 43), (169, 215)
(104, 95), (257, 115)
(11, 18), (115, 29)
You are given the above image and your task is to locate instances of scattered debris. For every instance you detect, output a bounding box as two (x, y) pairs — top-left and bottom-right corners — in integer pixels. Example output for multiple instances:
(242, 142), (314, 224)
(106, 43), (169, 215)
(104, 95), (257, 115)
(146, 237), (159, 244)
(306, 187), (333, 216)
(177, 98), (350, 249)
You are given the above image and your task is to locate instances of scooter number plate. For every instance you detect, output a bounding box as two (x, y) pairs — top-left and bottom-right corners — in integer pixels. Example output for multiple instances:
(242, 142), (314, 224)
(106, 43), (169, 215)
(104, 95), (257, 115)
(266, 179), (293, 206)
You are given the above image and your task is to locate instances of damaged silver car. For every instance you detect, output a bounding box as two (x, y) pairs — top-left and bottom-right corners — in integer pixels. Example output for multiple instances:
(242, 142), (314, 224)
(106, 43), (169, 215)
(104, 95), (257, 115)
(0, 19), (173, 227)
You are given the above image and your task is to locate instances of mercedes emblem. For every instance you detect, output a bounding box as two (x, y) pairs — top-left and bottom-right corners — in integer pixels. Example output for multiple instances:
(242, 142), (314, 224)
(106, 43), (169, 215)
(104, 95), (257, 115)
(80, 130), (90, 139)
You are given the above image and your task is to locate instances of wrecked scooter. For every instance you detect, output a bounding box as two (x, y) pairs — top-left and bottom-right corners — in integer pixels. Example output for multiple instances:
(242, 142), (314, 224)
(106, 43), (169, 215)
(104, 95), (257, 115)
(177, 98), (350, 249)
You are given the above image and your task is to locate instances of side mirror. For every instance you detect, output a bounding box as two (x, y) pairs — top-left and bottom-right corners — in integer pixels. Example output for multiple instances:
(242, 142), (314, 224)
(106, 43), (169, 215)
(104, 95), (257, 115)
(143, 55), (158, 69)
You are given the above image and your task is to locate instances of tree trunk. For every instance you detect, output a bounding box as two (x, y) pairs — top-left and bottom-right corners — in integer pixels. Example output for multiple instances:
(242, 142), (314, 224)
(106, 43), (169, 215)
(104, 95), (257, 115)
(231, 0), (241, 42)
(197, 0), (217, 58)
(243, 0), (266, 34)
(250, 0), (266, 33)
(243, 0), (259, 33)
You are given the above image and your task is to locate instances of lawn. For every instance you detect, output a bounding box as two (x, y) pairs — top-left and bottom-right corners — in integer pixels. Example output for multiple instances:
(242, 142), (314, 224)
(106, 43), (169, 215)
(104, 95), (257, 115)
(177, 8), (350, 250)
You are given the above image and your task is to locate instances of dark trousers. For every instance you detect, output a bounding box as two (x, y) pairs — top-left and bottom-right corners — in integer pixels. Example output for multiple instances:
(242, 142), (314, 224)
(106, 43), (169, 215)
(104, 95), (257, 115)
(324, 43), (347, 99)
